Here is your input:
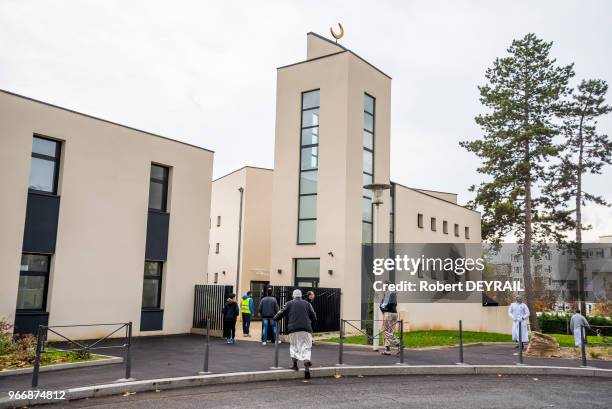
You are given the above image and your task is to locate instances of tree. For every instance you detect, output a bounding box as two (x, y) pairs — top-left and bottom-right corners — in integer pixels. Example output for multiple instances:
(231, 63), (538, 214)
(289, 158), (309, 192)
(545, 79), (612, 314)
(460, 33), (574, 331)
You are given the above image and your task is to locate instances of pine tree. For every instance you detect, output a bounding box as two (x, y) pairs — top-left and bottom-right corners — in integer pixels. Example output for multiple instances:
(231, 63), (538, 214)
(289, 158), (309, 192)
(460, 33), (574, 331)
(545, 79), (612, 314)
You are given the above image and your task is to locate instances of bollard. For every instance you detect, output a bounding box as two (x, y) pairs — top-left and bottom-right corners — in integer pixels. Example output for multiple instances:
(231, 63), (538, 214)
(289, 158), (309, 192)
(398, 320), (405, 365)
(199, 318), (211, 374)
(31, 325), (44, 388)
(517, 321), (524, 365)
(270, 323), (281, 369)
(457, 319), (464, 365)
(337, 319), (345, 366)
(580, 325), (587, 367)
(125, 321), (133, 380)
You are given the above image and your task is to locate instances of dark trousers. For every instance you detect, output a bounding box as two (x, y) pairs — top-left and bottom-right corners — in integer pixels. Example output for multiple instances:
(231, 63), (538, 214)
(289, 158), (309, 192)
(223, 318), (236, 339)
(242, 313), (251, 334)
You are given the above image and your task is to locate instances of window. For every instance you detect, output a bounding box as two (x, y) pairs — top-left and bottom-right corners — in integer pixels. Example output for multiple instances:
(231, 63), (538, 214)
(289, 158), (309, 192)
(389, 183), (395, 243)
(215, 243), (220, 254)
(142, 261), (162, 309)
(443, 220), (448, 234)
(465, 226), (470, 239)
(298, 90), (320, 244)
(16, 254), (50, 310)
(216, 216), (221, 227)
(295, 258), (320, 287)
(417, 213), (424, 228)
(454, 224), (459, 237)
(148, 164), (169, 212)
(431, 217), (437, 232)
(362, 94), (375, 243)
(29, 136), (61, 194)
(214, 272), (218, 284)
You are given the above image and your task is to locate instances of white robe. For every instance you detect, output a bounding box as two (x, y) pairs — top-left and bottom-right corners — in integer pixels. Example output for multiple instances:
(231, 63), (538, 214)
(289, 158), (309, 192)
(288, 331), (312, 361)
(570, 313), (589, 346)
(508, 302), (530, 342)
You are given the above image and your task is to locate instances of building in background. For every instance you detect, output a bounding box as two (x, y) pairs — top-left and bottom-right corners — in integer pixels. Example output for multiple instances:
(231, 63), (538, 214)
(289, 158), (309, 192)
(0, 90), (213, 339)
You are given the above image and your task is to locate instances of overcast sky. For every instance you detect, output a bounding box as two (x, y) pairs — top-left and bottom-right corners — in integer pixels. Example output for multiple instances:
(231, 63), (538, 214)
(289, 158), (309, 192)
(1, 0), (610, 240)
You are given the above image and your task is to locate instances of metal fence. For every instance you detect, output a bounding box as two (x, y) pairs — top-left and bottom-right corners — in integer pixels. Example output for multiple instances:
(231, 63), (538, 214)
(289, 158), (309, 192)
(271, 286), (341, 334)
(192, 284), (234, 332)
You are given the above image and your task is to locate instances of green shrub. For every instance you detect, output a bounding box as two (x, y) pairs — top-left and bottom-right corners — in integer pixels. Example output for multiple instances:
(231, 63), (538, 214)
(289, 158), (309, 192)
(538, 313), (612, 335)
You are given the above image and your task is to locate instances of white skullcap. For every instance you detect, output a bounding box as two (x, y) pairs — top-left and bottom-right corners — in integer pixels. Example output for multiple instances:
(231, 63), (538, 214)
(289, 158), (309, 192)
(292, 289), (302, 299)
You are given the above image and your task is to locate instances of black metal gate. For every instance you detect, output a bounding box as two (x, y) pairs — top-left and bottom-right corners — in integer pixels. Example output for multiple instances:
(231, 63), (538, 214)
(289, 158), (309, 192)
(271, 286), (341, 333)
(192, 284), (233, 332)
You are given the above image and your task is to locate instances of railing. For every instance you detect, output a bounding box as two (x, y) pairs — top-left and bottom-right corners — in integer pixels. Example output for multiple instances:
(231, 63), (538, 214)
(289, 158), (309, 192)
(338, 319), (405, 365)
(271, 286), (341, 334)
(32, 322), (132, 388)
(193, 284), (233, 334)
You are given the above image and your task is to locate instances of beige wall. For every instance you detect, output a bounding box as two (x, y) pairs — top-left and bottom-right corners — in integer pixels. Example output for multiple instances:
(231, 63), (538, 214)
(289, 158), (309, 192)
(413, 188), (458, 204)
(207, 167), (273, 297)
(0, 90), (213, 339)
(270, 35), (391, 321)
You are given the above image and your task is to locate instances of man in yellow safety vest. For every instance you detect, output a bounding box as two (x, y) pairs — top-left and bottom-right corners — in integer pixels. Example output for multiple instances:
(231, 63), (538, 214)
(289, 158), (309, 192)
(240, 291), (254, 337)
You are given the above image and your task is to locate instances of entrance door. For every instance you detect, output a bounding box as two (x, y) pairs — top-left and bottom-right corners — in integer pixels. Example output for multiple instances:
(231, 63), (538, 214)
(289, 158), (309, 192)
(250, 280), (270, 320)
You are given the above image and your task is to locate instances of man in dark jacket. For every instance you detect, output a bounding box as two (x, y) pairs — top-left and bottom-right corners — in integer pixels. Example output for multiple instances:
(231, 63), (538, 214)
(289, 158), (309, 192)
(274, 289), (317, 378)
(222, 293), (239, 344)
(258, 288), (279, 345)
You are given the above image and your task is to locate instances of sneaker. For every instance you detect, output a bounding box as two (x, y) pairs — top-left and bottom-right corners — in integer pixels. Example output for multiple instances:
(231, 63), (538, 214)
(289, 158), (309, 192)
(262, 341), (267, 346)
(304, 361), (311, 379)
(231, 338), (237, 344)
(290, 361), (298, 371)
(226, 339), (231, 344)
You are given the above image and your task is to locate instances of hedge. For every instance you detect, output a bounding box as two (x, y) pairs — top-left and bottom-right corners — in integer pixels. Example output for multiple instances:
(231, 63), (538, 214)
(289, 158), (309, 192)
(538, 313), (612, 336)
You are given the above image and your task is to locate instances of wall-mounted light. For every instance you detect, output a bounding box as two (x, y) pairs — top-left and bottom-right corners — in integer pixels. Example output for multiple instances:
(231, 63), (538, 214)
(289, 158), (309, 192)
(328, 269), (333, 275)
(277, 269), (282, 274)
(328, 251), (334, 257)
(222, 270), (226, 275)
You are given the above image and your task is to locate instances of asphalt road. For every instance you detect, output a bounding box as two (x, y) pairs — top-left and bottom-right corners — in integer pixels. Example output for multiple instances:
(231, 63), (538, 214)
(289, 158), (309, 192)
(44, 375), (612, 409)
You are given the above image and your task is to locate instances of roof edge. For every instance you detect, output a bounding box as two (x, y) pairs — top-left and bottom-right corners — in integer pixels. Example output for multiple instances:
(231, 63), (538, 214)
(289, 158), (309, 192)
(213, 165), (273, 182)
(392, 181), (480, 214)
(0, 88), (214, 154)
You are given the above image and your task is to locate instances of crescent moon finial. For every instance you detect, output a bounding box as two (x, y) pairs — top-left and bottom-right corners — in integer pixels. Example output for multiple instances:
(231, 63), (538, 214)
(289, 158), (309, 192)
(330, 23), (344, 42)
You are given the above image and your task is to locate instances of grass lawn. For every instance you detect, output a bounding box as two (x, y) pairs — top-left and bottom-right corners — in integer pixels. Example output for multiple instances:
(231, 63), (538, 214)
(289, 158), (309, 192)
(323, 330), (512, 348)
(0, 347), (104, 371)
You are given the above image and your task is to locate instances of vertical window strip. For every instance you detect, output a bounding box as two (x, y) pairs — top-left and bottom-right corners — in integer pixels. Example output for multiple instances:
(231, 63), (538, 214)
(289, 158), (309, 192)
(362, 94), (375, 244)
(298, 90), (320, 244)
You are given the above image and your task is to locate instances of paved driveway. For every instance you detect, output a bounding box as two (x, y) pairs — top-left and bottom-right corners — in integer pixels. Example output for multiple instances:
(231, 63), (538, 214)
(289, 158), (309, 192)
(1, 335), (610, 394)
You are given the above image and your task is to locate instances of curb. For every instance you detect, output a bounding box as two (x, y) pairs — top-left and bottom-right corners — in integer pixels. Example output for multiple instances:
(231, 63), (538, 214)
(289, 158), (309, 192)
(0, 355), (123, 378)
(315, 341), (516, 351)
(1, 364), (610, 408)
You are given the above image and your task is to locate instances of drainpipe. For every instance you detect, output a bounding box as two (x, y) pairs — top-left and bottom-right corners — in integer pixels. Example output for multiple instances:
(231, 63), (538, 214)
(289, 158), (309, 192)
(235, 187), (244, 296)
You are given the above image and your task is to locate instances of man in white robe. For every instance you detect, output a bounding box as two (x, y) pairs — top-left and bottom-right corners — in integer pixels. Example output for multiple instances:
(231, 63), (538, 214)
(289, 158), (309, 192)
(508, 295), (530, 348)
(570, 310), (590, 347)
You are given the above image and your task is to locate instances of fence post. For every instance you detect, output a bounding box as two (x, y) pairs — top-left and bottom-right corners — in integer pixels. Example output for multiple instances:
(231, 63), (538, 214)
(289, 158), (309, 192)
(337, 319), (345, 366)
(124, 321), (133, 380)
(270, 323), (281, 369)
(580, 325), (587, 367)
(31, 325), (44, 388)
(457, 319), (464, 365)
(397, 319), (405, 365)
(199, 318), (211, 374)
(517, 321), (524, 365)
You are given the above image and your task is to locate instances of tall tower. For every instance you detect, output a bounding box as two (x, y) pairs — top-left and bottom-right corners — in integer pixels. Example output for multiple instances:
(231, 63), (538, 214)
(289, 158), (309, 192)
(270, 32), (391, 320)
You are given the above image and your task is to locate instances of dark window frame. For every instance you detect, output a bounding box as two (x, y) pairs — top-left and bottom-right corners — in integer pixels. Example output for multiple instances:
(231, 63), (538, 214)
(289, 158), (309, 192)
(362, 93), (376, 244)
(417, 213), (424, 229)
(149, 164), (169, 213)
(17, 253), (51, 312)
(215, 242), (220, 254)
(216, 215), (221, 227)
(294, 257), (321, 287)
(29, 135), (61, 195)
(465, 226), (470, 239)
(142, 261), (163, 310)
(431, 217), (437, 232)
(297, 89), (320, 245)
(443, 220), (448, 234)
(454, 223), (460, 237)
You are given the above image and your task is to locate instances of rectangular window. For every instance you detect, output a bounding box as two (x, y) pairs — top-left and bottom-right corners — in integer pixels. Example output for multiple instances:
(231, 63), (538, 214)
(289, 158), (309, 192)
(362, 94), (375, 243)
(389, 183), (395, 243)
(431, 217), (437, 231)
(217, 216), (221, 227)
(465, 226), (470, 239)
(29, 135), (61, 194)
(142, 261), (163, 309)
(298, 90), (320, 244)
(214, 272), (218, 284)
(443, 220), (448, 234)
(148, 164), (169, 212)
(16, 254), (50, 311)
(454, 224), (459, 237)
(417, 213), (424, 228)
(295, 258), (320, 287)
(215, 243), (220, 254)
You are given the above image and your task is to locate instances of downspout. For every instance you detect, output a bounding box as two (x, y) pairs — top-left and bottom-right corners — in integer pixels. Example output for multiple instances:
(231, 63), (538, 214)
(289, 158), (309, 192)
(235, 187), (244, 295)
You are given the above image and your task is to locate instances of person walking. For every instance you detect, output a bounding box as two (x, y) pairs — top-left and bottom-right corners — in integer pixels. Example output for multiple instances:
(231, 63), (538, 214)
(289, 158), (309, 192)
(380, 281), (400, 355)
(222, 293), (239, 344)
(258, 288), (279, 345)
(241, 291), (254, 337)
(570, 309), (590, 347)
(508, 294), (530, 349)
(274, 289), (317, 379)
